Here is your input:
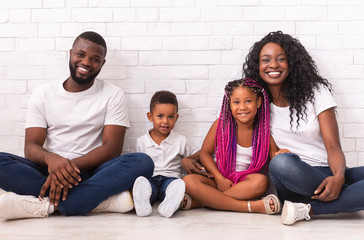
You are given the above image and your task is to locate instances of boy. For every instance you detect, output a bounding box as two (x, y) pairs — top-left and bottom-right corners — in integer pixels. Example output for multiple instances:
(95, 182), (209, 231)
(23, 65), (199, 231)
(133, 91), (199, 218)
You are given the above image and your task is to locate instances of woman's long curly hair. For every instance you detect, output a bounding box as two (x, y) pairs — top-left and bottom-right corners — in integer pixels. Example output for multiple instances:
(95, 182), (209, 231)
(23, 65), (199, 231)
(215, 79), (270, 184)
(243, 31), (332, 128)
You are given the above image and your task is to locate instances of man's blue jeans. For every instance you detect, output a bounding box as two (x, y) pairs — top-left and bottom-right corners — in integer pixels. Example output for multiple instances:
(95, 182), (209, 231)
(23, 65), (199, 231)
(0, 152), (154, 216)
(149, 175), (177, 204)
(269, 153), (364, 215)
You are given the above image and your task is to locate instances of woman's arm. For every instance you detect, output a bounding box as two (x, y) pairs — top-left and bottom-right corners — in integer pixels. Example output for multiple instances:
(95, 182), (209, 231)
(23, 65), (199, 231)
(268, 135), (290, 160)
(311, 107), (346, 201)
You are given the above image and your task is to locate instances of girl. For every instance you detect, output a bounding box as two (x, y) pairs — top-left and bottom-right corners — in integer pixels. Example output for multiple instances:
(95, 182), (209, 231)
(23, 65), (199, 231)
(182, 78), (288, 214)
(243, 31), (364, 225)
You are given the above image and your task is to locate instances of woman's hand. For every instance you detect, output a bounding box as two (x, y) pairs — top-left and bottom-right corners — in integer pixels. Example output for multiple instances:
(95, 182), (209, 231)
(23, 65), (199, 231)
(275, 148), (290, 156)
(311, 175), (345, 201)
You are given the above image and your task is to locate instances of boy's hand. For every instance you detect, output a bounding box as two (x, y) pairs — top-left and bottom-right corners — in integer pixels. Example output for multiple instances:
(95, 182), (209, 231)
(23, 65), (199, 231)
(181, 157), (213, 178)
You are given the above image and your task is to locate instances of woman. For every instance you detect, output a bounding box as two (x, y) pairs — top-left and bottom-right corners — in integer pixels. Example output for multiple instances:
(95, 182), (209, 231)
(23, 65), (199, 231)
(243, 31), (364, 225)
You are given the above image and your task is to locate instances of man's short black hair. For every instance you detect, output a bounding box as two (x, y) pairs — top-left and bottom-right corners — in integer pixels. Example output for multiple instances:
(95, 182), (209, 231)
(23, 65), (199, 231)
(73, 31), (107, 56)
(150, 91), (178, 112)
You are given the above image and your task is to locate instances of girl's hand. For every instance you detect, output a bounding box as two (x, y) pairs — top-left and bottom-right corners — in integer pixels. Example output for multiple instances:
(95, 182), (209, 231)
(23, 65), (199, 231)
(215, 176), (233, 192)
(275, 148), (290, 156)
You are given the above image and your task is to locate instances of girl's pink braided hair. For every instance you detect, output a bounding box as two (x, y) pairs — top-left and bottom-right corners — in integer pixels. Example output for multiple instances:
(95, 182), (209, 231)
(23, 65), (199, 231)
(215, 78), (270, 184)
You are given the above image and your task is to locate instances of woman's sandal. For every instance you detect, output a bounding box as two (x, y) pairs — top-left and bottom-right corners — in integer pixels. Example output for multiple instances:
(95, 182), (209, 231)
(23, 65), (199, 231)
(179, 193), (192, 210)
(247, 194), (281, 215)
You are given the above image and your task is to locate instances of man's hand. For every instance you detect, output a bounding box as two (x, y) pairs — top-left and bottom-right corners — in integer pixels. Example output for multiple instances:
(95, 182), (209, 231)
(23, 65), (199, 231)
(46, 155), (81, 189)
(311, 175), (345, 202)
(39, 157), (80, 206)
(39, 175), (69, 206)
(181, 157), (213, 178)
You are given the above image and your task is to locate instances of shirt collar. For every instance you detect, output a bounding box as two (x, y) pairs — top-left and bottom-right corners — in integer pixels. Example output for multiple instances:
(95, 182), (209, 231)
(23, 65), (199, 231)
(145, 129), (175, 147)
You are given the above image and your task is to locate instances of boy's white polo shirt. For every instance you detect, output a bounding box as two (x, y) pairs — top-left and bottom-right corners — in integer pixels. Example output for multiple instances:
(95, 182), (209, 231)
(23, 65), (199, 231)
(135, 129), (197, 179)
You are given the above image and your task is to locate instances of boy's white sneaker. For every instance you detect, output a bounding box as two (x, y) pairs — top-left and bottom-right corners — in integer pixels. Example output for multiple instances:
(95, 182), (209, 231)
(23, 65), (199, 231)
(158, 179), (185, 218)
(0, 192), (53, 220)
(132, 176), (152, 217)
(281, 200), (311, 225)
(92, 191), (134, 213)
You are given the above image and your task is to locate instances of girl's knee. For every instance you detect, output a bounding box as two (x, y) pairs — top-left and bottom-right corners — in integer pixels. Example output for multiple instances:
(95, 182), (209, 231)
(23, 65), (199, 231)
(183, 174), (204, 193)
(246, 174), (269, 196)
(183, 174), (198, 186)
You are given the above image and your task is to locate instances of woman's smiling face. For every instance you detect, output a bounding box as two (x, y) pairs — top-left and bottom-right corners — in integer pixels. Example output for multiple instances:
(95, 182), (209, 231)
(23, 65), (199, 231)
(259, 42), (289, 88)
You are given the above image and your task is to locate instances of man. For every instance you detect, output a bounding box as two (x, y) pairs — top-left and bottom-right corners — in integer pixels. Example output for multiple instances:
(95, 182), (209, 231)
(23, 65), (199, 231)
(0, 31), (154, 219)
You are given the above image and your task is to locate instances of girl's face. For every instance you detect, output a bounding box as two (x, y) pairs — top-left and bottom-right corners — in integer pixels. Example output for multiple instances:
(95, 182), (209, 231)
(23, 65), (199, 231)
(259, 42), (289, 88)
(230, 86), (261, 126)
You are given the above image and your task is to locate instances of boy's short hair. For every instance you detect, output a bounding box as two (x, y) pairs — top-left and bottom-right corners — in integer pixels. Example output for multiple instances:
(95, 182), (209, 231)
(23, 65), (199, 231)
(150, 91), (178, 112)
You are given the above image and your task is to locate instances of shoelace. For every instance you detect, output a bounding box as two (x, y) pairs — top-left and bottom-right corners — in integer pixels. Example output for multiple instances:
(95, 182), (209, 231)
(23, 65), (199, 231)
(20, 198), (48, 217)
(295, 204), (311, 221)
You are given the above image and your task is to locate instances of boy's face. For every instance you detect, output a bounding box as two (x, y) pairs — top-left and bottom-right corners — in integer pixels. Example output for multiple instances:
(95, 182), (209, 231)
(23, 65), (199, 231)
(147, 103), (179, 137)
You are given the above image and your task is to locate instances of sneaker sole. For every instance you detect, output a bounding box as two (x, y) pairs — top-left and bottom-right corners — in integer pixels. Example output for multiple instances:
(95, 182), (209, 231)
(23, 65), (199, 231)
(132, 177), (152, 217)
(281, 201), (295, 225)
(158, 179), (185, 218)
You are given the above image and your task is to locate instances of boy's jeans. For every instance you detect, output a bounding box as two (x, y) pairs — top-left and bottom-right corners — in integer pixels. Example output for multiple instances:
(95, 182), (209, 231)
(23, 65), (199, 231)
(148, 175), (178, 204)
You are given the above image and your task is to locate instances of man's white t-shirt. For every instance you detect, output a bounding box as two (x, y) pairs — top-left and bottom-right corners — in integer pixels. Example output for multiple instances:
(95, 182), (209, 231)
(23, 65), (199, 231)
(25, 79), (130, 160)
(270, 84), (336, 167)
(135, 130), (198, 179)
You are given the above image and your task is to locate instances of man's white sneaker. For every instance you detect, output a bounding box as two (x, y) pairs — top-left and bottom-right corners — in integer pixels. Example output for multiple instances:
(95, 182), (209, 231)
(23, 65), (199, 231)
(281, 200), (311, 225)
(0, 193), (53, 220)
(158, 179), (185, 218)
(132, 176), (152, 217)
(0, 188), (6, 195)
(92, 191), (134, 213)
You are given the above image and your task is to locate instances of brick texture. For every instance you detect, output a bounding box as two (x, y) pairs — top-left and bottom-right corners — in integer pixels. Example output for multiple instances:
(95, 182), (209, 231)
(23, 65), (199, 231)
(0, 1), (363, 167)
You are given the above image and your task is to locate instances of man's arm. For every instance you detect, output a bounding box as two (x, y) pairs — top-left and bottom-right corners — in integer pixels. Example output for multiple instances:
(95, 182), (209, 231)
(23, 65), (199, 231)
(25, 127), (81, 186)
(71, 125), (126, 172)
(25, 127), (81, 206)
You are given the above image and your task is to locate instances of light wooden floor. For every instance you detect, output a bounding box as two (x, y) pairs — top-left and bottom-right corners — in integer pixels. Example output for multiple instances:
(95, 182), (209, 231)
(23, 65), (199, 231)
(0, 205), (363, 240)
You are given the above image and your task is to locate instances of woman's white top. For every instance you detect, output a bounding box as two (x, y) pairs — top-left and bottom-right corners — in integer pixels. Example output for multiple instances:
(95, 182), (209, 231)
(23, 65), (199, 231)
(270, 84), (337, 167)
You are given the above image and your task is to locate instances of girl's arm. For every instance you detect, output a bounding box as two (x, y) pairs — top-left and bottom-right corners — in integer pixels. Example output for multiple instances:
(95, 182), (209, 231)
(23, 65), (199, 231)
(311, 107), (346, 202)
(200, 120), (232, 191)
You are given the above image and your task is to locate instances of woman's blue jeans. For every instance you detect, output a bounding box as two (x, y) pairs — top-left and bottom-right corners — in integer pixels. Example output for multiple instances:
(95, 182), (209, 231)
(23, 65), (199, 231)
(148, 175), (177, 204)
(269, 153), (364, 215)
(0, 152), (154, 216)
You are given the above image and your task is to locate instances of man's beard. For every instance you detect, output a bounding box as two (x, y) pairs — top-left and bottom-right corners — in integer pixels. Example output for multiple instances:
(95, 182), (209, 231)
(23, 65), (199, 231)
(69, 61), (101, 85)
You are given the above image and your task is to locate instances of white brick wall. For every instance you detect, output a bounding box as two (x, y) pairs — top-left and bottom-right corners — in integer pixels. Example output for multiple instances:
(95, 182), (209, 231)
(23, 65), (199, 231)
(0, 1), (363, 167)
